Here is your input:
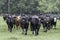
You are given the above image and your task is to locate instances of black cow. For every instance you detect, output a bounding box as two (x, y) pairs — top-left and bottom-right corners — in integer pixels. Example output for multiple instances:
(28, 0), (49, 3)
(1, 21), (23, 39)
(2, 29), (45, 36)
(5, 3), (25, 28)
(20, 15), (29, 35)
(30, 15), (41, 36)
(40, 15), (51, 32)
(40, 15), (57, 32)
(4, 15), (14, 32)
(50, 16), (57, 29)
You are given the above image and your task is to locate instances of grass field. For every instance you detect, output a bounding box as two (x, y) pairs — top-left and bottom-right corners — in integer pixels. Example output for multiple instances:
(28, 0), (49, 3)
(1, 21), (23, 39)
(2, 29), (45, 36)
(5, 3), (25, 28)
(0, 16), (60, 40)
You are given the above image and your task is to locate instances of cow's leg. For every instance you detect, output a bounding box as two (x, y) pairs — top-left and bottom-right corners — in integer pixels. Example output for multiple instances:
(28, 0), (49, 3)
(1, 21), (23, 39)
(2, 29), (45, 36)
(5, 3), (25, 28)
(16, 25), (18, 30)
(50, 22), (53, 29)
(23, 28), (27, 35)
(50, 22), (52, 29)
(44, 24), (47, 32)
(10, 27), (12, 32)
(32, 26), (34, 35)
(15, 21), (19, 30)
(24, 26), (28, 35)
(49, 23), (51, 29)
(34, 28), (39, 36)
(14, 25), (15, 29)
(10, 24), (13, 32)
(36, 24), (40, 35)
(8, 25), (10, 31)
(30, 23), (33, 31)
(13, 23), (16, 29)
(43, 24), (45, 29)
(54, 22), (56, 29)
(34, 30), (35, 35)
(32, 31), (34, 34)
(47, 23), (51, 30)
(18, 22), (20, 30)
(16, 25), (20, 30)
(35, 29), (38, 36)
(13, 21), (15, 29)
(44, 27), (47, 32)
(8, 25), (12, 32)
(43, 24), (46, 32)
(26, 23), (29, 35)
(31, 24), (34, 34)
(22, 24), (27, 35)
(34, 25), (38, 36)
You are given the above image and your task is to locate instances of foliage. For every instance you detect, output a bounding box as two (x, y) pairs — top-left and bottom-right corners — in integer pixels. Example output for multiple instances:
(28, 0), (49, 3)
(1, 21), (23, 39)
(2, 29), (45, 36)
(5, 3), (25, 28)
(0, 0), (60, 14)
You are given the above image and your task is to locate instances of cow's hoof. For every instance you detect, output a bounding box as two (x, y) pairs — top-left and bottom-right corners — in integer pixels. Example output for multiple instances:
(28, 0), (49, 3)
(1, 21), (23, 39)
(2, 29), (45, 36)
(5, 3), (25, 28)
(48, 28), (50, 30)
(8, 29), (12, 32)
(25, 33), (27, 35)
(10, 30), (12, 32)
(32, 32), (34, 34)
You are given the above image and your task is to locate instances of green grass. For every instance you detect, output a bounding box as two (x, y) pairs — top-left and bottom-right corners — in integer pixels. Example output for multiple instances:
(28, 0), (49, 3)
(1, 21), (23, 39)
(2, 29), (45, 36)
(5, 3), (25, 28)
(0, 16), (60, 40)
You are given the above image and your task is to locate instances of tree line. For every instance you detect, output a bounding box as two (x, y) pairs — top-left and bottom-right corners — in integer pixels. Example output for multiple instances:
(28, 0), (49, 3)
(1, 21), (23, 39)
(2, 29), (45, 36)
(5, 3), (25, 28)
(0, 0), (60, 14)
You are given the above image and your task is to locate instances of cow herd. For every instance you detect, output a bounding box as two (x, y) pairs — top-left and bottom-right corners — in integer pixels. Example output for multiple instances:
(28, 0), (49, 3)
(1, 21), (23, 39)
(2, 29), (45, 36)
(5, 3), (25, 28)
(3, 14), (57, 36)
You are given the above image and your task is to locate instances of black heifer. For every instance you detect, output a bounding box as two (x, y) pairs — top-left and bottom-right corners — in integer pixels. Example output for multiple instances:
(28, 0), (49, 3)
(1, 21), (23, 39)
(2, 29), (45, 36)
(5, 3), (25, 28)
(4, 15), (14, 32)
(30, 15), (41, 36)
(50, 16), (57, 29)
(20, 16), (29, 35)
(40, 15), (51, 32)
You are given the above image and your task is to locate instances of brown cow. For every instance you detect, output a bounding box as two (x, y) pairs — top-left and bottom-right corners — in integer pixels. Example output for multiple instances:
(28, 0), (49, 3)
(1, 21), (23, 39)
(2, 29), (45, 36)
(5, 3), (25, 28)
(15, 16), (21, 29)
(12, 15), (21, 30)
